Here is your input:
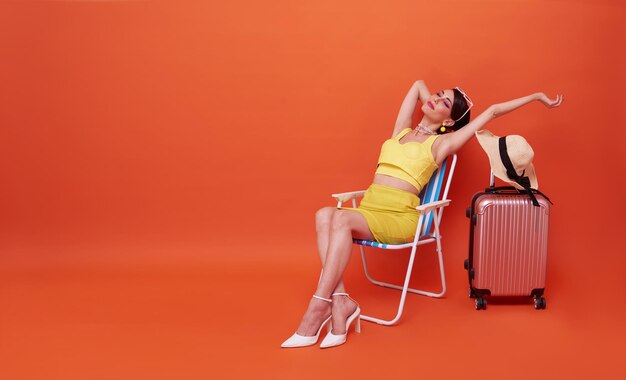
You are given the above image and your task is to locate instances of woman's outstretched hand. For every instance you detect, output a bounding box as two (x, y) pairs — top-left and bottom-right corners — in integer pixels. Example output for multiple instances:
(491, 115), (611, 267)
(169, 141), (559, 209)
(537, 93), (564, 108)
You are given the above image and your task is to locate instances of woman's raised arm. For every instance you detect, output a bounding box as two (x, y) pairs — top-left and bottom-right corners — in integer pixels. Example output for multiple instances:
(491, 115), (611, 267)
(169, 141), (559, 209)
(438, 92), (563, 158)
(392, 80), (431, 137)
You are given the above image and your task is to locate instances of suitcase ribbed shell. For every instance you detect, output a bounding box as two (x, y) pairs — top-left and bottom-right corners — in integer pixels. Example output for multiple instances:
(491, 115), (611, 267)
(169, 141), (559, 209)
(471, 193), (550, 296)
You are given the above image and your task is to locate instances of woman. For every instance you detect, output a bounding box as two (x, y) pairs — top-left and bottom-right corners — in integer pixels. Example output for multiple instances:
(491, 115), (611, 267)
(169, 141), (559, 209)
(282, 80), (563, 349)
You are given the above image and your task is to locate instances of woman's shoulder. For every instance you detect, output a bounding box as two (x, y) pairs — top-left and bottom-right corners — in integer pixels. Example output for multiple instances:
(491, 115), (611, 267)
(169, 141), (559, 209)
(392, 128), (412, 139)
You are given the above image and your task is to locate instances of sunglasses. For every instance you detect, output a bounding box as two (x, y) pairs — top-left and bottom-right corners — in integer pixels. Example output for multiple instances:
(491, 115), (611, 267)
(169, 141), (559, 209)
(454, 87), (473, 121)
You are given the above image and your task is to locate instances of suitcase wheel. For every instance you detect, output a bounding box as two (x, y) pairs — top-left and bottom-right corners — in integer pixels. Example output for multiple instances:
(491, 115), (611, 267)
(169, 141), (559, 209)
(475, 297), (487, 310)
(533, 297), (547, 310)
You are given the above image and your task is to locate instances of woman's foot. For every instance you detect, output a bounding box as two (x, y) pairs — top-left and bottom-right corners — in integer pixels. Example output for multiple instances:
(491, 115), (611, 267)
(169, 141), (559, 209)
(329, 293), (358, 334)
(281, 295), (332, 348)
(320, 293), (361, 348)
(295, 296), (332, 336)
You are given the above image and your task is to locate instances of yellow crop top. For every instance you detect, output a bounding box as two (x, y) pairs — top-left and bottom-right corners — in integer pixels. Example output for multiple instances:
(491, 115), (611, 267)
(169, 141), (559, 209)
(375, 128), (439, 193)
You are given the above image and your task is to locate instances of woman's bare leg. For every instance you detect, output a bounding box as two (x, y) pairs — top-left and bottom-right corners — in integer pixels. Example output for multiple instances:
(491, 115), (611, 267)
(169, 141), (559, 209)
(315, 207), (335, 263)
(296, 209), (373, 336)
(314, 207), (347, 292)
(318, 210), (373, 334)
(317, 209), (373, 293)
(292, 207), (340, 337)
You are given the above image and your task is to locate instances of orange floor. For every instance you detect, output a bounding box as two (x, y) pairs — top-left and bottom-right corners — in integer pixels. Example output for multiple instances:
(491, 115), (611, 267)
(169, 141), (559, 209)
(1, 237), (624, 380)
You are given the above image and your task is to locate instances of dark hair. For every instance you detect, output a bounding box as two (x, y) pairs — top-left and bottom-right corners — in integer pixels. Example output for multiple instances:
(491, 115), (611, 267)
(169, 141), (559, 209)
(438, 88), (471, 134)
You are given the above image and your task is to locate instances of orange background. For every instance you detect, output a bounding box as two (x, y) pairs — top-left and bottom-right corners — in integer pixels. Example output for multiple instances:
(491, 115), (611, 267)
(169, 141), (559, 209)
(1, 1), (625, 379)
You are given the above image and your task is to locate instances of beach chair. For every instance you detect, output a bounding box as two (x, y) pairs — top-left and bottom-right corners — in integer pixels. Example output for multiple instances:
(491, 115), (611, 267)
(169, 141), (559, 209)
(332, 154), (457, 325)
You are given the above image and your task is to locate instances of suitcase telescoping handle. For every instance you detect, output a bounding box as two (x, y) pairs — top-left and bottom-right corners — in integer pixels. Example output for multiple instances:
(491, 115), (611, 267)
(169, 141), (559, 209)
(486, 171), (554, 205)
(487, 171), (518, 193)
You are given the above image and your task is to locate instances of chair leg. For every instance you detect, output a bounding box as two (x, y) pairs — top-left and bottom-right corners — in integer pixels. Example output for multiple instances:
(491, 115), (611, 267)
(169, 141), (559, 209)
(360, 243), (447, 298)
(359, 211), (447, 325)
(360, 243), (419, 326)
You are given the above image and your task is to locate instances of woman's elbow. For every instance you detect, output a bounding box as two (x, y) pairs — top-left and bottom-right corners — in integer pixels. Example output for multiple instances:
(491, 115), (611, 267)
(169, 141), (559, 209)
(486, 105), (499, 119)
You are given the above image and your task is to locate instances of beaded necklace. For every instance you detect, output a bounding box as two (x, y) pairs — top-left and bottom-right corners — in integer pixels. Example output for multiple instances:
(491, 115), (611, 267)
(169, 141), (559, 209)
(412, 122), (437, 136)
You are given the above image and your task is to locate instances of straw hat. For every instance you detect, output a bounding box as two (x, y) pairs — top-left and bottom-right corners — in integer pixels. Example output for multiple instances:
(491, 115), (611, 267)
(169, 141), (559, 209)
(475, 130), (538, 190)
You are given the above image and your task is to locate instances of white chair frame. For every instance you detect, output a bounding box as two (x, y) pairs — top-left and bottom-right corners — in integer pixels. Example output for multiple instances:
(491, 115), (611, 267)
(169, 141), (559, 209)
(331, 154), (457, 326)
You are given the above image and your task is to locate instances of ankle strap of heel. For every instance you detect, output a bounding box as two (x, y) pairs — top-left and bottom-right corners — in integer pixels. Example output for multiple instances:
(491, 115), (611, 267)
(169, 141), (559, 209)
(332, 292), (359, 307)
(313, 295), (332, 303)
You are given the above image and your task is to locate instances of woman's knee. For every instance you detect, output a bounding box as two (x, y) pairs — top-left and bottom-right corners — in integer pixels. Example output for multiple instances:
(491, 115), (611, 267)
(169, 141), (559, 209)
(330, 210), (352, 231)
(315, 207), (336, 230)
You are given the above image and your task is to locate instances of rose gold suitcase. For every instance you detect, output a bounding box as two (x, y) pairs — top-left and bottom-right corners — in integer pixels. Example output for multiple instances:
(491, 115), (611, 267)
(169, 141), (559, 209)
(464, 185), (552, 310)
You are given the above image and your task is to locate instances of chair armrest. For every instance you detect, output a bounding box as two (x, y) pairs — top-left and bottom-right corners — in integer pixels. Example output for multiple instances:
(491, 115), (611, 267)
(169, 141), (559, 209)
(331, 190), (367, 203)
(416, 199), (451, 215)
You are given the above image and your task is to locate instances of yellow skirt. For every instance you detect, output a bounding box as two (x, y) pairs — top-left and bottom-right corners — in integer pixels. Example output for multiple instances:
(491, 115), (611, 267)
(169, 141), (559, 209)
(341, 183), (420, 244)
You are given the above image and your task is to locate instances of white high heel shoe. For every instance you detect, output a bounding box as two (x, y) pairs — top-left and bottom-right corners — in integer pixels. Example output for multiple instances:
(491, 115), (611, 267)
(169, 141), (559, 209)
(320, 293), (361, 349)
(281, 295), (332, 348)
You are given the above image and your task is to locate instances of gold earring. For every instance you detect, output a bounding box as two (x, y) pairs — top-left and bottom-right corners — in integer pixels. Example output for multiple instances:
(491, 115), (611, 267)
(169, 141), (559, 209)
(440, 126), (446, 133)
